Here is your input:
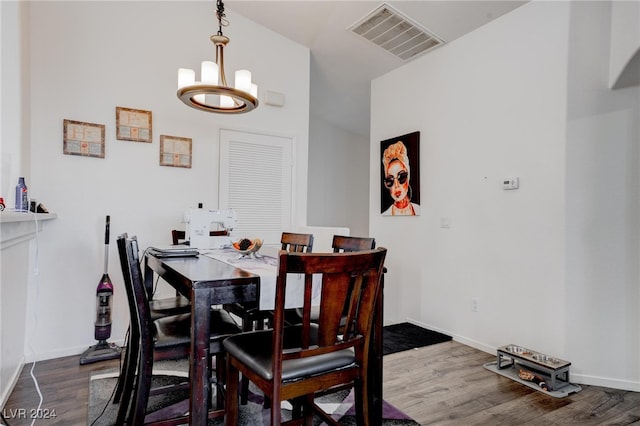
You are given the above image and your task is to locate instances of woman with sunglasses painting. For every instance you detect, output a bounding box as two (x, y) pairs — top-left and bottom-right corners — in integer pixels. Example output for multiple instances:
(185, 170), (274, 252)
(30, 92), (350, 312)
(382, 141), (420, 216)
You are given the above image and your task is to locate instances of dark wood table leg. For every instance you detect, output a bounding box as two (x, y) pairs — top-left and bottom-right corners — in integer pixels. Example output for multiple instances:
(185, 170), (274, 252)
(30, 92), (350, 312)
(190, 287), (212, 425)
(369, 274), (384, 422)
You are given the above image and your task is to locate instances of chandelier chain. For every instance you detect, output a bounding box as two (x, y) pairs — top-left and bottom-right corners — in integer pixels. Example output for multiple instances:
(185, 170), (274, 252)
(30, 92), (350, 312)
(216, 0), (229, 36)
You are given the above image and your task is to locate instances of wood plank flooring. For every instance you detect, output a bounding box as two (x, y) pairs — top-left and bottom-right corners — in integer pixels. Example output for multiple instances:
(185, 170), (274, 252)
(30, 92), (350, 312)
(383, 341), (640, 425)
(2, 355), (120, 425)
(3, 340), (639, 425)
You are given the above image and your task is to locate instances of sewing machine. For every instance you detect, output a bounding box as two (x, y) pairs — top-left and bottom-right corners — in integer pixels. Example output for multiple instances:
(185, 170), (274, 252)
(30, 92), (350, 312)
(183, 208), (236, 249)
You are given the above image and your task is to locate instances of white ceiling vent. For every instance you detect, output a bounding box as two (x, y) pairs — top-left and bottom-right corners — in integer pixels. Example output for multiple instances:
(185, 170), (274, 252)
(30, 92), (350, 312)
(348, 3), (445, 62)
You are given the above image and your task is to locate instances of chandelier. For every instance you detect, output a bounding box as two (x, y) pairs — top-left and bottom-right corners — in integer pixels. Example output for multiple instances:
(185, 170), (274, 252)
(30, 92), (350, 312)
(177, 0), (258, 114)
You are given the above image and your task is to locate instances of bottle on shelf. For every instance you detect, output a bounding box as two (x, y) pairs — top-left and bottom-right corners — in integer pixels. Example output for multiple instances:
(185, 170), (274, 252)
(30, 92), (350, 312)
(15, 177), (28, 211)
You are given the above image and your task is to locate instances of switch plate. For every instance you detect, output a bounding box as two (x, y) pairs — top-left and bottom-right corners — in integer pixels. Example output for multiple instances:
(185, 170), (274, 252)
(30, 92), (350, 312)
(502, 177), (519, 190)
(471, 297), (479, 312)
(265, 90), (285, 107)
(440, 217), (451, 228)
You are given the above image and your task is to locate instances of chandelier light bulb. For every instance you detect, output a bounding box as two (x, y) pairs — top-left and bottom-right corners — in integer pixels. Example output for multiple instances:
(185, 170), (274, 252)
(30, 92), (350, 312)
(178, 68), (195, 89)
(201, 61), (218, 85)
(235, 69), (252, 93)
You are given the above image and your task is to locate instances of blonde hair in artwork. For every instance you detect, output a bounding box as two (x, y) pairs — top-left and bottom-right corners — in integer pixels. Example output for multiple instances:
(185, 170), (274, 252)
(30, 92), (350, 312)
(382, 141), (410, 177)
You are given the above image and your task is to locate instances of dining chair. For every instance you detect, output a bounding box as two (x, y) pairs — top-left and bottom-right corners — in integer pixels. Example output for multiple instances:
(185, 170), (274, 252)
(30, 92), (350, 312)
(297, 234), (378, 409)
(223, 231), (314, 404)
(331, 235), (376, 253)
(114, 234), (242, 425)
(110, 234), (193, 408)
(280, 231), (314, 253)
(223, 247), (387, 426)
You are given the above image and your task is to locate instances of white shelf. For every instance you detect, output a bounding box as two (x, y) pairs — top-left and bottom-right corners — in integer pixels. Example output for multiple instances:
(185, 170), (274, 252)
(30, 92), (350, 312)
(0, 211), (57, 250)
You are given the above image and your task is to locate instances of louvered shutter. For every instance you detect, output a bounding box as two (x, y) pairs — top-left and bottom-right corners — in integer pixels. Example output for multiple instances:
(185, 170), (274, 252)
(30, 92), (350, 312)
(219, 129), (293, 244)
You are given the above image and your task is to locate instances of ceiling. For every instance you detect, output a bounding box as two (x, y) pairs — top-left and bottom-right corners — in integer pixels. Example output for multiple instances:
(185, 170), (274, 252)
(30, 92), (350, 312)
(227, 1), (528, 137)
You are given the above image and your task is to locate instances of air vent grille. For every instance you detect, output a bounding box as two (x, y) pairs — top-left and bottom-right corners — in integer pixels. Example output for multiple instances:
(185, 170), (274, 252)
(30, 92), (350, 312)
(348, 3), (444, 61)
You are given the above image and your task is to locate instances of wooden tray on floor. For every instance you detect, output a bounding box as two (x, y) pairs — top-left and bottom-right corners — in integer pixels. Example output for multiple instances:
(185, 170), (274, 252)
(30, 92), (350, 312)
(484, 362), (582, 398)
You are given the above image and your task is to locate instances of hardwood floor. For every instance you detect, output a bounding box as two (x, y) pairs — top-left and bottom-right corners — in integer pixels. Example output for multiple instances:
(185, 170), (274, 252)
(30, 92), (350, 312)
(384, 341), (640, 425)
(3, 340), (639, 425)
(2, 355), (120, 425)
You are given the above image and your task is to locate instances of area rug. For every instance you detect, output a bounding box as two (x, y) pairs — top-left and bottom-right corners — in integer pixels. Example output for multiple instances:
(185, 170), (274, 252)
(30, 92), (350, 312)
(383, 322), (452, 355)
(88, 360), (419, 425)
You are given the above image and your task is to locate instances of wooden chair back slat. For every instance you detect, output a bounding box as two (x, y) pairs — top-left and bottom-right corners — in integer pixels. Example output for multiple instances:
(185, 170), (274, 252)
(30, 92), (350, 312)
(281, 232), (314, 253)
(332, 235), (376, 253)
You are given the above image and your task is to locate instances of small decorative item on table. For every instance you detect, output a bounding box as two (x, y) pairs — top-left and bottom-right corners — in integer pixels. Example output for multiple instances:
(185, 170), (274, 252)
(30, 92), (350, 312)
(231, 238), (263, 257)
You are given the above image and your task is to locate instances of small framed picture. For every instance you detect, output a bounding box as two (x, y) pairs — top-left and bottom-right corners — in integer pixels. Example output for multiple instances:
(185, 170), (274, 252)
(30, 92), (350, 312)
(160, 135), (192, 168)
(63, 119), (106, 158)
(116, 106), (152, 143)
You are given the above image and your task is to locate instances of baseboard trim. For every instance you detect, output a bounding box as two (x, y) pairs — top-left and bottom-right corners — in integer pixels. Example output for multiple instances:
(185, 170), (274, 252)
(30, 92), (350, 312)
(24, 339), (126, 363)
(0, 357), (24, 410)
(571, 373), (640, 392)
(402, 318), (640, 392)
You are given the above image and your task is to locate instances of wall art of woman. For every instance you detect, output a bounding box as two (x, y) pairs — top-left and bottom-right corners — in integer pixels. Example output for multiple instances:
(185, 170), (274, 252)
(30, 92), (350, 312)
(381, 134), (420, 216)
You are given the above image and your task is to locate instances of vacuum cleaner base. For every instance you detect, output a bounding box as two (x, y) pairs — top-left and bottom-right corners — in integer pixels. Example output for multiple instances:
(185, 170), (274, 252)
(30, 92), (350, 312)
(79, 340), (121, 365)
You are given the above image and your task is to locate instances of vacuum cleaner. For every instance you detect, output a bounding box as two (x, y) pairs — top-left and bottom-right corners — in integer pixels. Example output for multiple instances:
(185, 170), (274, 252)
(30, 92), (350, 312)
(79, 215), (121, 365)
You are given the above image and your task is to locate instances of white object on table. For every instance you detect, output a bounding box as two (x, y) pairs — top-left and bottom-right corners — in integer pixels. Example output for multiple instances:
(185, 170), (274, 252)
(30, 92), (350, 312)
(201, 246), (320, 310)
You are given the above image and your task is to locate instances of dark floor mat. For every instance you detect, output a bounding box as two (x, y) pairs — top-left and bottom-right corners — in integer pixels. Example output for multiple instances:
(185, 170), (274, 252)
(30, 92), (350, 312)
(383, 322), (452, 355)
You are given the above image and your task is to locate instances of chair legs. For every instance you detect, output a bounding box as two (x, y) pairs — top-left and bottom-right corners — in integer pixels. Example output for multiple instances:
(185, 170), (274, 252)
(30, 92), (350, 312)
(268, 389), (281, 426)
(215, 354), (226, 410)
(238, 309), (265, 405)
(354, 377), (366, 426)
(239, 314), (252, 405)
(225, 361), (240, 425)
(225, 370), (371, 426)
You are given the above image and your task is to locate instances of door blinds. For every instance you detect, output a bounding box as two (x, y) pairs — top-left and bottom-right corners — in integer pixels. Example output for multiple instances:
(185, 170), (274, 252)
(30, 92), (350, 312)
(219, 129), (293, 244)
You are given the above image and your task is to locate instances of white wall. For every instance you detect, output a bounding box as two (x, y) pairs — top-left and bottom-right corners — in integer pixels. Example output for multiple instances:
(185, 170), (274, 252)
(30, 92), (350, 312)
(565, 1), (640, 391)
(308, 115), (370, 237)
(370, 0), (639, 391)
(19, 1), (309, 361)
(0, 0), (33, 406)
(1, 0), (30, 202)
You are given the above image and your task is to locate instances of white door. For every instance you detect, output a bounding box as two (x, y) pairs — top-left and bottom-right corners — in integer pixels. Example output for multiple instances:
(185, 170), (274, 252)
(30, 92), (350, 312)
(219, 129), (293, 245)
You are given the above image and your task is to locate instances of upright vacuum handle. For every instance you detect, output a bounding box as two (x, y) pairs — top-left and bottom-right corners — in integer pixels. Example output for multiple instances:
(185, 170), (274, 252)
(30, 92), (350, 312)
(104, 215), (110, 245)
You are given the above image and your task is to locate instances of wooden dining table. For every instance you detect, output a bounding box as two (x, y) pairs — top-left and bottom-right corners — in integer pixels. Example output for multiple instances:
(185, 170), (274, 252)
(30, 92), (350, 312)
(144, 248), (384, 425)
(144, 252), (258, 424)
